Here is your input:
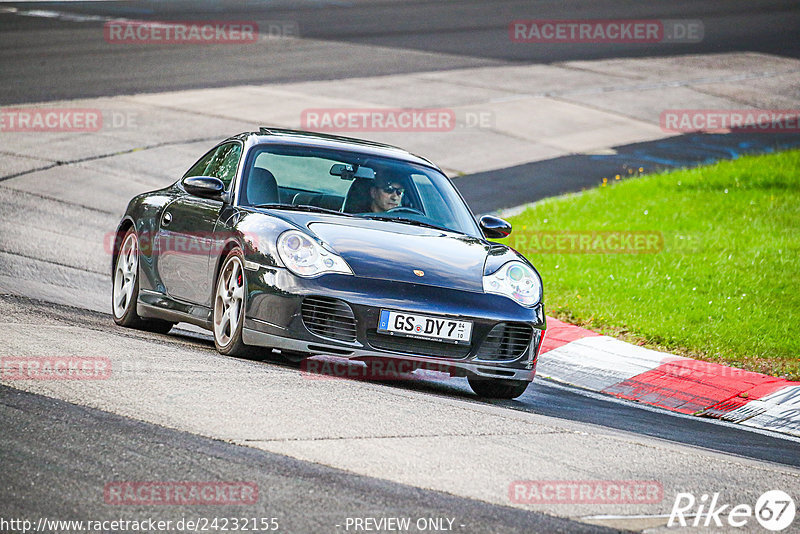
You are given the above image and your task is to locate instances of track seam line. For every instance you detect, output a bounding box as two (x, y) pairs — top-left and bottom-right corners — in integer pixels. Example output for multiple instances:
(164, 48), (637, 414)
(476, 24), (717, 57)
(0, 187), (117, 215)
(0, 249), (107, 276)
(238, 430), (567, 443)
(0, 135), (221, 182)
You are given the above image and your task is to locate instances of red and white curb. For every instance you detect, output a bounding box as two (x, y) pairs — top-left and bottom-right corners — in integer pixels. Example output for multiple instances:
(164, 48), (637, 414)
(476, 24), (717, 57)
(537, 318), (800, 437)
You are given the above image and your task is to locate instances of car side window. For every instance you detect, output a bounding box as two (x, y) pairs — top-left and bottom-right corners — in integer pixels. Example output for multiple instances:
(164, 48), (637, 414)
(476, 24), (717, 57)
(411, 173), (458, 228)
(183, 147), (218, 179)
(205, 143), (242, 191)
(184, 143), (242, 191)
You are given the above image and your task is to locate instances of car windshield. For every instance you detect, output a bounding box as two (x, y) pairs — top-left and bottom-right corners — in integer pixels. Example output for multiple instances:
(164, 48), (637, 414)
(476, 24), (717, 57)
(239, 144), (481, 237)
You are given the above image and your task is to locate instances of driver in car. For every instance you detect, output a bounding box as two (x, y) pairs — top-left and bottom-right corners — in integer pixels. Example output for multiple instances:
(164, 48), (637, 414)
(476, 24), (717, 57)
(369, 175), (405, 212)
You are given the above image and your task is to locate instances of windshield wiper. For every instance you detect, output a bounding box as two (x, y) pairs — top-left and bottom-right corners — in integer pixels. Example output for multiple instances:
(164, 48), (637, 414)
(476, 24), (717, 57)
(364, 215), (451, 233)
(252, 204), (353, 217)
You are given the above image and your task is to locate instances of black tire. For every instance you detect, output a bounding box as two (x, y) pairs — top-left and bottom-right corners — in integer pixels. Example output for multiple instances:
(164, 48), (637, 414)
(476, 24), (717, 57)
(468, 375), (530, 399)
(112, 227), (175, 334)
(213, 248), (250, 357)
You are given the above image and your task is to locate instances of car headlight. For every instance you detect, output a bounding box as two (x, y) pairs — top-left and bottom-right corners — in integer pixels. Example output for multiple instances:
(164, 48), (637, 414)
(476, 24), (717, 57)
(483, 261), (542, 307)
(277, 230), (353, 278)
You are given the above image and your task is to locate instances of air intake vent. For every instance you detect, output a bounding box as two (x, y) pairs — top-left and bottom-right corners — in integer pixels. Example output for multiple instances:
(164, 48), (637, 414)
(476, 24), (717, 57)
(475, 323), (533, 361)
(366, 330), (471, 359)
(301, 296), (357, 342)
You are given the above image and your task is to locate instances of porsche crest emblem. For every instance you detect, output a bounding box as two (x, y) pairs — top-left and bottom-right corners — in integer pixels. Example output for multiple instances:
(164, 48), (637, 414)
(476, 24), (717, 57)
(413, 269), (425, 277)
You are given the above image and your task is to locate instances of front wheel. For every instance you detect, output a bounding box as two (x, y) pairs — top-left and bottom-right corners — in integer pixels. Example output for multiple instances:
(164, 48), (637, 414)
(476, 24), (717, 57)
(213, 249), (249, 356)
(468, 375), (530, 399)
(112, 228), (174, 334)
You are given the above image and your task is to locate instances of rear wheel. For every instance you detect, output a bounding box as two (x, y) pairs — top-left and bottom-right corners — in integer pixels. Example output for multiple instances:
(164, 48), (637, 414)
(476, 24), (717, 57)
(112, 228), (174, 334)
(213, 249), (249, 356)
(468, 375), (530, 399)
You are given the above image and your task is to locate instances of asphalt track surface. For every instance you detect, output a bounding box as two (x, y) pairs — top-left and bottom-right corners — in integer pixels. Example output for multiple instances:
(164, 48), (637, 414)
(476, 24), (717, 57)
(0, 0), (799, 104)
(4, 293), (800, 470)
(461, 131), (800, 213)
(1, 384), (610, 534)
(1, 294), (798, 533)
(2, 2), (800, 532)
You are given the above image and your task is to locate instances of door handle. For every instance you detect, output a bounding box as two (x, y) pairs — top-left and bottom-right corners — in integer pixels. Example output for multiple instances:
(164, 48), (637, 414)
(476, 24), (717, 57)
(161, 211), (172, 226)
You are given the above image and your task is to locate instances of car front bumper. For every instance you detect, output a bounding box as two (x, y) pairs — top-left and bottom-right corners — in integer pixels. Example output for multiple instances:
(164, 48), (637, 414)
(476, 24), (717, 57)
(243, 267), (546, 381)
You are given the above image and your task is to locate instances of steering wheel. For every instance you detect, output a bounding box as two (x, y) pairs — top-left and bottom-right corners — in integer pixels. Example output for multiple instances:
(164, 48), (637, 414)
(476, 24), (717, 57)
(387, 206), (424, 216)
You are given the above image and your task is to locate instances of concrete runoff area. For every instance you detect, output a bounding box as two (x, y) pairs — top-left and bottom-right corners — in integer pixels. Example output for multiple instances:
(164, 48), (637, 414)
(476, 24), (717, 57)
(1, 52), (798, 312)
(2, 52), (800, 532)
(1, 52), (798, 181)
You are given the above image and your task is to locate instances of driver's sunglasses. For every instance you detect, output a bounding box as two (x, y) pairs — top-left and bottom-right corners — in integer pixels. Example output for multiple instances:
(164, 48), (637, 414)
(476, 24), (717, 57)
(382, 185), (405, 196)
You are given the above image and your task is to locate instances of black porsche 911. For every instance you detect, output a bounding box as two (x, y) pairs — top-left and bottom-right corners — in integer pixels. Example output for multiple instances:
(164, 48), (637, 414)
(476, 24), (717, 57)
(111, 127), (546, 399)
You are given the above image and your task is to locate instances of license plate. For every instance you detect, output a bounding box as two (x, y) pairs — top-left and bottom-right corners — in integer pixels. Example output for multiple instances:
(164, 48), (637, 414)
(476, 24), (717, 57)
(377, 310), (472, 344)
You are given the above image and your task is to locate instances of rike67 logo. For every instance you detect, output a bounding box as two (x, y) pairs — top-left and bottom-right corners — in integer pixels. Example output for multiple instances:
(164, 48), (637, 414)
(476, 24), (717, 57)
(669, 490), (795, 531)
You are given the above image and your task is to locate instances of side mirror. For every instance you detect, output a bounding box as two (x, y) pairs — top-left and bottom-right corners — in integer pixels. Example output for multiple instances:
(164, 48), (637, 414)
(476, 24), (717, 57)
(183, 176), (225, 199)
(480, 215), (512, 239)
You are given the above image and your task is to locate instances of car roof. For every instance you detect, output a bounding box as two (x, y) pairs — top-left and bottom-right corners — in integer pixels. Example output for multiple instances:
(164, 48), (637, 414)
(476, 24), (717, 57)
(232, 127), (442, 172)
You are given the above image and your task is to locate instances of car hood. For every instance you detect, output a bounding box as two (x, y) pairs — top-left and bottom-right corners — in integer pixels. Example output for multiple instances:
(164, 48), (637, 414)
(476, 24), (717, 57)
(308, 220), (488, 291)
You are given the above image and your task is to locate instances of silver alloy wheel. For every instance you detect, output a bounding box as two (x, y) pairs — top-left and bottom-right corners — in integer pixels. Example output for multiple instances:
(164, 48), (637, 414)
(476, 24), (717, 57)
(112, 232), (138, 319)
(214, 255), (245, 347)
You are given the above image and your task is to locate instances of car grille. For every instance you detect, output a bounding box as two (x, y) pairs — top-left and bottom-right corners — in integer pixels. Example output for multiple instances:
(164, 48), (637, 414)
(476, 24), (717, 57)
(301, 296), (357, 343)
(366, 330), (471, 359)
(475, 322), (533, 361)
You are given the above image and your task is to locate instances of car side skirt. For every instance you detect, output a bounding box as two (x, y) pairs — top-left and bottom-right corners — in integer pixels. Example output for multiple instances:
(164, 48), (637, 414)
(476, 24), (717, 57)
(137, 290), (212, 329)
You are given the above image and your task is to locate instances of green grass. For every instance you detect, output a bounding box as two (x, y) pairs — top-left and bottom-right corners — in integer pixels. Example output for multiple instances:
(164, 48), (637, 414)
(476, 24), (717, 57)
(502, 150), (800, 380)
